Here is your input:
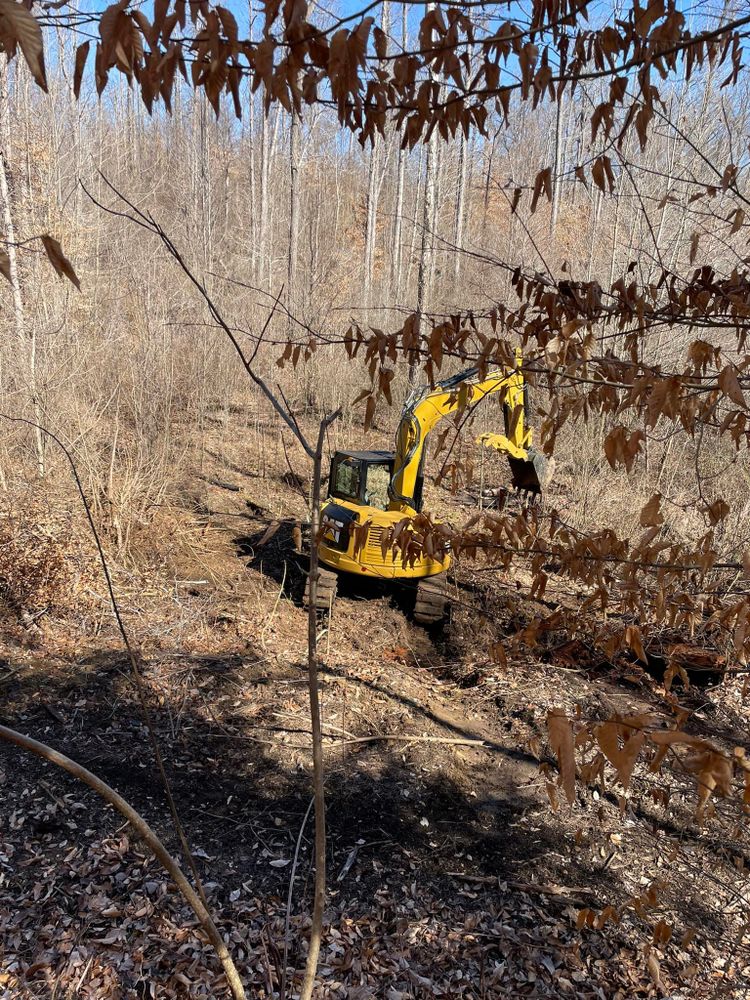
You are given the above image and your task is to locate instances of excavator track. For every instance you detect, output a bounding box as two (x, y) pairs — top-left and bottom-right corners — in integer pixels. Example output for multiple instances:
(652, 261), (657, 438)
(414, 575), (448, 625)
(304, 566), (338, 611)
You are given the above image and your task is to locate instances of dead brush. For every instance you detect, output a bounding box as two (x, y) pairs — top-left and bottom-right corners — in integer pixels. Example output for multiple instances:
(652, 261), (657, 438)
(0, 491), (100, 623)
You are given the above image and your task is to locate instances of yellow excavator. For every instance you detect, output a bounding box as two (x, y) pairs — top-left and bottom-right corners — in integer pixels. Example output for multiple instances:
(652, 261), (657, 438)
(307, 356), (548, 623)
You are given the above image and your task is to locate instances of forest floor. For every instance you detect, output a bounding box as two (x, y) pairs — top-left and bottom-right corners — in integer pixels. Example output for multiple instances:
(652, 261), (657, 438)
(1, 405), (749, 999)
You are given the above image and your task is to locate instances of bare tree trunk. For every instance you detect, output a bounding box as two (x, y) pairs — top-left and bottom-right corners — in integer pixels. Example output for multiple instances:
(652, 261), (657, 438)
(197, 96), (213, 271)
(0, 58), (44, 476)
(260, 107), (270, 288)
(363, 2), (389, 307)
(389, 2), (408, 299)
(404, 142), (423, 298)
(586, 186), (602, 282)
(409, 2), (439, 383)
(248, 110), (257, 256)
(364, 142), (379, 303)
(481, 130), (497, 245)
(288, 108), (300, 331)
(247, 0), (259, 276)
(391, 145), (407, 298)
(453, 128), (468, 279)
(411, 142), (435, 385)
(427, 137), (441, 295)
(550, 97), (564, 237)
(299, 419), (328, 1000)
(608, 187), (621, 291)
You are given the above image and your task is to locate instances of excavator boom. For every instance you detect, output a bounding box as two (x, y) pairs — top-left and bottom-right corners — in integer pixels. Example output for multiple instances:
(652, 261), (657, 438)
(388, 358), (544, 510)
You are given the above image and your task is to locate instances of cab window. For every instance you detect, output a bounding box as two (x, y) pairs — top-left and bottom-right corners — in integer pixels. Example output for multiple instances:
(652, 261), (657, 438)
(364, 463), (391, 510)
(331, 456), (361, 502)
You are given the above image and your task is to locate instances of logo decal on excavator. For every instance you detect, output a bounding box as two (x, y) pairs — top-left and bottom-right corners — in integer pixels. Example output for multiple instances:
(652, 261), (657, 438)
(323, 518), (344, 544)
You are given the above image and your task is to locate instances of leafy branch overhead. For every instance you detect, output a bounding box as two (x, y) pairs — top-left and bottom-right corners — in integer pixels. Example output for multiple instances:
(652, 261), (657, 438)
(2, 0), (745, 161)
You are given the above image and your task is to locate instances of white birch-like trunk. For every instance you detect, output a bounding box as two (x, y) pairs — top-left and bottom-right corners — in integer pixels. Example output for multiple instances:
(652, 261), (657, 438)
(364, 143), (379, 302)
(550, 97), (564, 236)
(0, 58), (44, 476)
(389, 2), (408, 299)
(259, 107), (271, 288)
(363, 1), (389, 307)
(288, 107), (300, 331)
(453, 128), (468, 279)
(427, 136), (440, 295)
(417, 143), (436, 306)
(413, 3), (438, 385)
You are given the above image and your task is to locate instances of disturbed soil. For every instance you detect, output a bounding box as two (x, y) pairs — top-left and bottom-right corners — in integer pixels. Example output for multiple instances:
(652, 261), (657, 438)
(1, 410), (749, 998)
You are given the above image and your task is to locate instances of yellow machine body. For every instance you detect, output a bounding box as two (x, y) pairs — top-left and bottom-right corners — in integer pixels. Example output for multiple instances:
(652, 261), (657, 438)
(318, 499), (448, 580)
(318, 357), (543, 583)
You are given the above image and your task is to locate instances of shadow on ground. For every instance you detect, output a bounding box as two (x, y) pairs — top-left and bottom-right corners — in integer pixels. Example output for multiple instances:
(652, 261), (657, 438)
(2, 642), (579, 894)
(0, 636), (740, 999)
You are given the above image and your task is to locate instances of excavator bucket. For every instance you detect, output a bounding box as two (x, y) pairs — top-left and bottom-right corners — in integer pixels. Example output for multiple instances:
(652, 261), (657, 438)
(507, 448), (550, 496)
(477, 433), (552, 497)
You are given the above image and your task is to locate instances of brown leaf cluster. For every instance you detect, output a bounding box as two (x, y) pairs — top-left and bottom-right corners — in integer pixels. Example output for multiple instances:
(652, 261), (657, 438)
(10, 0), (740, 173)
(545, 707), (746, 823)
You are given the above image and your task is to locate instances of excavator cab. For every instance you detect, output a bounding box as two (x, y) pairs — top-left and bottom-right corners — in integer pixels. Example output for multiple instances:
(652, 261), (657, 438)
(328, 450), (425, 513)
(329, 451), (395, 511)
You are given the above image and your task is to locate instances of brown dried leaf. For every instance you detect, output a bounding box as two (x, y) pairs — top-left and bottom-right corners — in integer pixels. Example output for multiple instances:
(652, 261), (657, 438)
(489, 641), (507, 668)
(547, 708), (576, 805)
(0, 248), (10, 283)
(653, 918), (672, 947)
(639, 493), (663, 527)
(596, 720), (645, 790)
(647, 951), (662, 990)
(74, 40), (90, 99)
(706, 497), (729, 525)
(545, 780), (559, 811)
(0, 0), (47, 91)
(40, 235), (80, 290)
(624, 625), (647, 664)
(718, 364), (746, 408)
(685, 749), (732, 821)
(364, 394), (376, 432)
(689, 230), (700, 263)
(292, 523), (302, 553)
(730, 207), (745, 235)
(530, 167), (552, 213)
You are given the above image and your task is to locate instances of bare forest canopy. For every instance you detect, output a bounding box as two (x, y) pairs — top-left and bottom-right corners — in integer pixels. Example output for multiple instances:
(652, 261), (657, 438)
(2, 0), (750, 824)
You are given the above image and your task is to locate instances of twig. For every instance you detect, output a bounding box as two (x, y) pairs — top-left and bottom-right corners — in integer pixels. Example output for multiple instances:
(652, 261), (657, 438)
(261, 560), (288, 647)
(280, 797), (314, 1000)
(300, 409), (341, 1000)
(330, 734), (486, 748)
(210, 729), (485, 749)
(336, 845), (359, 883)
(446, 872), (594, 907)
(0, 723), (246, 1000)
(0, 664), (24, 685)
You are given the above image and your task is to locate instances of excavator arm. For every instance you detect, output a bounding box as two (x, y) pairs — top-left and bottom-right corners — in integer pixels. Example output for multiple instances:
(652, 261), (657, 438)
(388, 356), (544, 511)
